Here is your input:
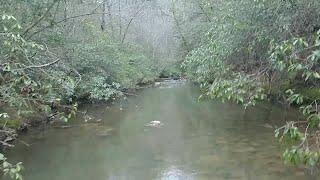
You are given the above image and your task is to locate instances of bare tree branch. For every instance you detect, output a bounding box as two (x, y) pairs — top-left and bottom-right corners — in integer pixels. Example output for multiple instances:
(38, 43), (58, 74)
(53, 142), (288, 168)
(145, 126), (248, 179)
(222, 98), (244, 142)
(13, 58), (61, 71)
(121, 2), (146, 44)
(27, 12), (114, 39)
(22, 0), (59, 36)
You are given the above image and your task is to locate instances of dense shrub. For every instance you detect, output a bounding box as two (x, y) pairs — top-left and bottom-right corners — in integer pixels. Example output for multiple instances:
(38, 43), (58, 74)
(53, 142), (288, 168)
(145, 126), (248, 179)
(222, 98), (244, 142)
(180, 0), (320, 167)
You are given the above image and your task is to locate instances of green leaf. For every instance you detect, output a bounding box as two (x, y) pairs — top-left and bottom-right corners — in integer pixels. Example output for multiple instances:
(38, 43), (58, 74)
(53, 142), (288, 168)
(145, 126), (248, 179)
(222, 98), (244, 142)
(313, 72), (320, 79)
(0, 153), (5, 160)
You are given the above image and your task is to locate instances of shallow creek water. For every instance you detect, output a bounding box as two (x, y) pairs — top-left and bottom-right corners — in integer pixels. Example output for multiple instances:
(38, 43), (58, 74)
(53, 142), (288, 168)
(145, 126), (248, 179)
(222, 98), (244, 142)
(3, 81), (318, 180)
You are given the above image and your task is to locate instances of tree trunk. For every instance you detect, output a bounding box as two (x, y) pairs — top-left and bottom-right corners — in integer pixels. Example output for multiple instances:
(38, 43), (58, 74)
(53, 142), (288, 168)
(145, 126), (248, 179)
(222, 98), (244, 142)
(101, 0), (106, 31)
(119, 0), (122, 41)
(172, 1), (190, 54)
(106, 0), (115, 38)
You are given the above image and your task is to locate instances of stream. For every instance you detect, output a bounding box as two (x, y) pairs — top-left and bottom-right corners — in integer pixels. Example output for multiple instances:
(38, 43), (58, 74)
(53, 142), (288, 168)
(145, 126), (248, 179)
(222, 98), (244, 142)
(3, 81), (317, 180)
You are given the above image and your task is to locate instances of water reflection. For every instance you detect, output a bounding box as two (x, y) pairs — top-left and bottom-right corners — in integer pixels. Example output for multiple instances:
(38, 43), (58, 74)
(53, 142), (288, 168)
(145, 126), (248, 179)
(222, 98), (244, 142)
(2, 83), (317, 180)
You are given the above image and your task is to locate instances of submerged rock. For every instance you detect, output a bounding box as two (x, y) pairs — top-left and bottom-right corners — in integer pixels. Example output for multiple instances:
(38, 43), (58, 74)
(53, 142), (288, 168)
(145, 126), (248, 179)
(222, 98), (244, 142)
(154, 79), (186, 88)
(53, 125), (73, 129)
(261, 123), (274, 129)
(95, 128), (115, 137)
(84, 114), (93, 122)
(144, 121), (164, 128)
(154, 82), (161, 87)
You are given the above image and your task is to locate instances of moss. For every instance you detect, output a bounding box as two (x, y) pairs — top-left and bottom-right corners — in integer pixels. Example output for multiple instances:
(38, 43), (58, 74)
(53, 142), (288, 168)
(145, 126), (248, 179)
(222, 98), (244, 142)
(298, 87), (320, 100)
(0, 119), (22, 129)
(267, 80), (292, 96)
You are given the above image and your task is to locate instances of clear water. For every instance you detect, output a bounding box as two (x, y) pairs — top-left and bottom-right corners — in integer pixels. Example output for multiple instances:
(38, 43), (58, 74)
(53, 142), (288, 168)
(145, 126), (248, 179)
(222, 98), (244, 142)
(3, 82), (317, 180)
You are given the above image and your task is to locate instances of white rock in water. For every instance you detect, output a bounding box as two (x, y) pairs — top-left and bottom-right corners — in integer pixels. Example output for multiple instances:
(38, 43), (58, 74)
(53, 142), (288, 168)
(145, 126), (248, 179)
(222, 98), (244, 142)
(151, 121), (161, 124)
(145, 120), (163, 128)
